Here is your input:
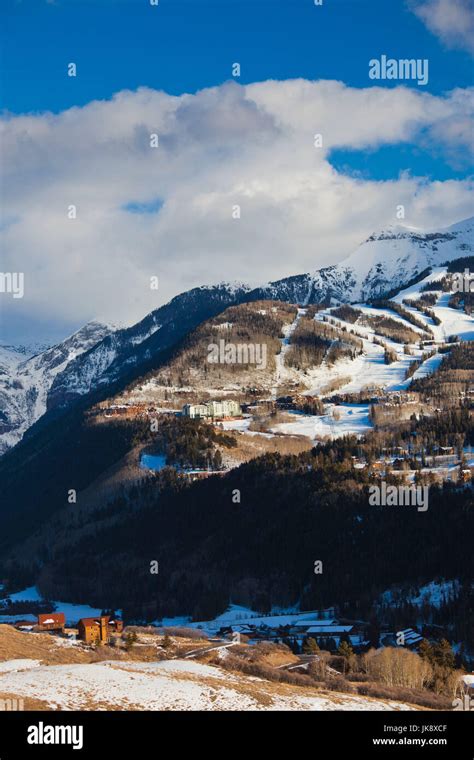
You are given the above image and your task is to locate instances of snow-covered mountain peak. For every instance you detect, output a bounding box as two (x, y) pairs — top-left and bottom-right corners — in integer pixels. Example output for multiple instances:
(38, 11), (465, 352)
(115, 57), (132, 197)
(315, 215), (474, 303)
(365, 222), (422, 240)
(0, 321), (115, 455)
(364, 215), (473, 243)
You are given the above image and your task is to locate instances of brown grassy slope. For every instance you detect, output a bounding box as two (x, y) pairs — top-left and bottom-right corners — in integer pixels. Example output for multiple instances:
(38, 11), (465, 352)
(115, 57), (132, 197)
(0, 625), (97, 665)
(113, 300), (298, 406)
(0, 626), (208, 666)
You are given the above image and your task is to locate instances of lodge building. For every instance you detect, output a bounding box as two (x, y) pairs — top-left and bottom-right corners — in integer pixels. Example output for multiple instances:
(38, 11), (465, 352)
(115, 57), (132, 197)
(77, 616), (123, 645)
(182, 400), (241, 419)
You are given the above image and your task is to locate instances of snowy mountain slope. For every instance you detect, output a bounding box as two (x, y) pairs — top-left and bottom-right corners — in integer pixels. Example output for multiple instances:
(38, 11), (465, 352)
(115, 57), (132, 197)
(115, 264), (471, 450)
(0, 341), (54, 359)
(0, 321), (113, 454)
(51, 215), (473, 409)
(258, 216), (474, 305)
(0, 346), (22, 374)
(0, 285), (253, 455)
(299, 267), (471, 399)
(1, 216), (472, 455)
(46, 282), (254, 409)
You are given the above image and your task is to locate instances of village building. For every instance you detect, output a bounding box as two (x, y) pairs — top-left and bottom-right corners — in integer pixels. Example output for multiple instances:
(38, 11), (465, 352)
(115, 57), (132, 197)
(304, 624), (358, 646)
(77, 615), (124, 644)
(182, 400), (241, 419)
(37, 612), (65, 633)
(210, 608), (347, 643)
(109, 618), (124, 633)
(221, 620), (364, 648)
(182, 403), (209, 419)
(77, 616), (110, 645)
(397, 628), (424, 648)
(292, 618), (337, 628)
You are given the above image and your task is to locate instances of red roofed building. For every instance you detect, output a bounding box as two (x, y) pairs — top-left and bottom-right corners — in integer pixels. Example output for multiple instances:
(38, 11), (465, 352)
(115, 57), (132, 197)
(37, 613), (65, 632)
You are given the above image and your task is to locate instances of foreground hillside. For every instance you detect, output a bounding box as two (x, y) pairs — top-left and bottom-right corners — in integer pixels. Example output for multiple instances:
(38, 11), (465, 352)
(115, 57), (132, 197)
(0, 658), (419, 711)
(0, 626), (421, 711)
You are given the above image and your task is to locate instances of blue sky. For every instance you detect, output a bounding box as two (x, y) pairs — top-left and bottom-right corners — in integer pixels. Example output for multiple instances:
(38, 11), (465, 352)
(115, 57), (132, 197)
(2, 0), (473, 109)
(1, 0), (473, 341)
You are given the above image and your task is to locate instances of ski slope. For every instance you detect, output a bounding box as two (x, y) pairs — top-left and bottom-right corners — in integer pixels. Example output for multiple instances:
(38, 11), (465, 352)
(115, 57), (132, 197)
(302, 267), (472, 399)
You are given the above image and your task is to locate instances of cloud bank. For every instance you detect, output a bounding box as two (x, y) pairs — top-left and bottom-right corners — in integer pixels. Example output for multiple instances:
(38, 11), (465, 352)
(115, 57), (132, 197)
(1, 79), (473, 341)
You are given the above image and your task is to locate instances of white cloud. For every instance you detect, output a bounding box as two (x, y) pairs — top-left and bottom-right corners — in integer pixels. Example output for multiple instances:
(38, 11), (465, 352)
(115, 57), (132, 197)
(0, 79), (473, 341)
(408, 0), (474, 54)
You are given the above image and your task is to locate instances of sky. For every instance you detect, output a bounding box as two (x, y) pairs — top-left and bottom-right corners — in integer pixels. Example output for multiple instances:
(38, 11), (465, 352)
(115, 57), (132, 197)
(0, 0), (473, 343)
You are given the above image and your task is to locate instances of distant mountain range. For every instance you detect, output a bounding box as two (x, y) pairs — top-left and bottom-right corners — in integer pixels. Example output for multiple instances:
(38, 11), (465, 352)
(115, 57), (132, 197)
(1, 215), (472, 454)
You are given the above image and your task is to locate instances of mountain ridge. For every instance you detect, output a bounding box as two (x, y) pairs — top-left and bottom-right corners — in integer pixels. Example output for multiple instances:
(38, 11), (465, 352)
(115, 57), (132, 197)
(1, 216), (472, 454)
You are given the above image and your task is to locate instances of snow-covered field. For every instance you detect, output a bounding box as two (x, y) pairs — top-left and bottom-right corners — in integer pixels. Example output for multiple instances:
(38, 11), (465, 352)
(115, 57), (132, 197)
(302, 343), (413, 397)
(139, 453), (167, 471)
(0, 657), (417, 711)
(271, 404), (372, 441)
(160, 603), (334, 635)
(0, 659), (42, 673)
(219, 417), (253, 432)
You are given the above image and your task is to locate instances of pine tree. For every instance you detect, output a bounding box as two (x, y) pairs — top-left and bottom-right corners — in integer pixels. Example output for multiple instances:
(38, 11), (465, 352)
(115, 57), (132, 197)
(303, 637), (320, 655)
(434, 639), (455, 669)
(337, 640), (353, 659)
(213, 449), (222, 470)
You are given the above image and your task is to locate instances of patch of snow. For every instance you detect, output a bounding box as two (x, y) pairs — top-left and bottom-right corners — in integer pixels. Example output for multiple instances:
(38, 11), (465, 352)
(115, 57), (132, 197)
(0, 659), (42, 673)
(8, 587), (42, 603)
(0, 614), (37, 623)
(271, 404), (372, 441)
(380, 580), (462, 609)
(139, 453), (167, 471)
